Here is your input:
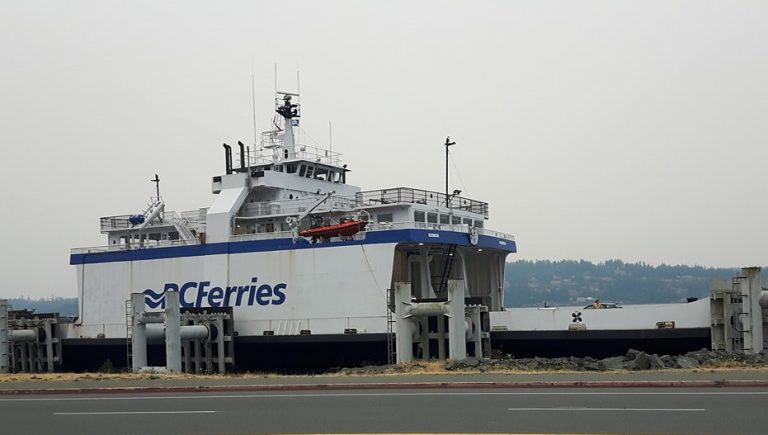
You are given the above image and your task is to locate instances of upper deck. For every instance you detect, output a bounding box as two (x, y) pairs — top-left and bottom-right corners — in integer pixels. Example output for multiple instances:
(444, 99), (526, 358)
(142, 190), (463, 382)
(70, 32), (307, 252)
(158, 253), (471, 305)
(356, 188), (488, 217)
(79, 187), (507, 255)
(78, 91), (513, 259)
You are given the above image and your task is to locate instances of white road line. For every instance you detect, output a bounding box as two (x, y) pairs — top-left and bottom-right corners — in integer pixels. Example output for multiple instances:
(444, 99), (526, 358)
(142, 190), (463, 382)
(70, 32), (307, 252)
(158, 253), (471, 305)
(508, 407), (706, 412)
(54, 411), (216, 415)
(3, 390), (767, 402)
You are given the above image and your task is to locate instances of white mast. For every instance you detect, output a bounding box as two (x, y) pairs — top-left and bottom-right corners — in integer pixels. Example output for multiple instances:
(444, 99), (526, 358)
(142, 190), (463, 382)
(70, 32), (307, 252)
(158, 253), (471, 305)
(276, 92), (300, 161)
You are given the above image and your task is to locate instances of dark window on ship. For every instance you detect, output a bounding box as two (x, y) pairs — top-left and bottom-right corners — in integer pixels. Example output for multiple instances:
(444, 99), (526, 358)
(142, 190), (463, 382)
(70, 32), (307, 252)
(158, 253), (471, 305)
(266, 222), (275, 232)
(475, 220), (484, 228)
(439, 214), (449, 225)
(299, 165), (306, 177)
(287, 164), (297, 174)
(414, 211), (425, 222)
(169, 232), (179, 240)
(463, 218), (472, 226)
(452, 216), (462, 225)
(315, 167), (328, 181)
(378, 213), (393, 223)
(427, 212), (437, 224)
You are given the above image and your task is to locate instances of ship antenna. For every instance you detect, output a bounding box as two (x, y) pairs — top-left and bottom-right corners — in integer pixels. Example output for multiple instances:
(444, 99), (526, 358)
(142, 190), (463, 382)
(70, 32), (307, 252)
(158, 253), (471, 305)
(444, 137), (456, 198)
(251, 66), (258, 151)
(296, 70), (301, 145)
(151, 174), (160, 200)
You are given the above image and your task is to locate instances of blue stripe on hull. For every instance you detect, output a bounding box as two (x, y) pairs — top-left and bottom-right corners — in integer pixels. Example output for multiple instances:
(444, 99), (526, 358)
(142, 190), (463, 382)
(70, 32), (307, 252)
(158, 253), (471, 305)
(70, 229), (516, 265)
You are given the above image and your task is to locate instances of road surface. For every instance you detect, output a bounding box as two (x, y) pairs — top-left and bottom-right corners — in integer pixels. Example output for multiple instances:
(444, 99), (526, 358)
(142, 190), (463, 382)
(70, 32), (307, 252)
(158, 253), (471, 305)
(1, 387), (767, 434)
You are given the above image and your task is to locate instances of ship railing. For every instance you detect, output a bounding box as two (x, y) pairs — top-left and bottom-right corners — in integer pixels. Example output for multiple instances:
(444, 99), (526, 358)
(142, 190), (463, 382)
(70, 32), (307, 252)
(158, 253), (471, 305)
(226, 221), (515, 243)
(354, 187), (489, 217)
(251, 135), (343, 166)
(240, 195), (358, 218)
(229, 230), (295, 243)
(99, 214), (171, 232)
(178, 208), (208, 223)
(100, 208), (208, 233)
(165, 211), (199, 242)
(366, 221), (515, 241)
(99, 214), (134, 232)
(71, 237), (200, 255)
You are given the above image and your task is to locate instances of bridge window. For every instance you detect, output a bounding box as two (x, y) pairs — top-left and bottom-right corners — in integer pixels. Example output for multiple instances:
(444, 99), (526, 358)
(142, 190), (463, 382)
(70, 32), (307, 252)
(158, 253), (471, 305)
(287, 164), (297, 174)
(427, 212), (437, 224)
(439, 214), (449, 224)
(463, 218), (472, 225)
(475, 220), (484, 228)
(299, 165), (306, 177)
(377, 213), (393, 223)
(414, 211), (425, 222)
(452, 216), (462, 225)
(315, 167), (328, 181)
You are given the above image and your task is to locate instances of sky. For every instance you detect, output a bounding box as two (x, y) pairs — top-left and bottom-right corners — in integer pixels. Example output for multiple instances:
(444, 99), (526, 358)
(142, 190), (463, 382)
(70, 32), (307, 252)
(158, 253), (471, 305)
(1, 1), (766, 298)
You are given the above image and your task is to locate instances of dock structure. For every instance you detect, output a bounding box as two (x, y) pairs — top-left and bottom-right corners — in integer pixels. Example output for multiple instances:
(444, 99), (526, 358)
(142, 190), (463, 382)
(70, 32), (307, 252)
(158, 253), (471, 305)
(711, 267), (768, 354)
(0, 299), (61, 373)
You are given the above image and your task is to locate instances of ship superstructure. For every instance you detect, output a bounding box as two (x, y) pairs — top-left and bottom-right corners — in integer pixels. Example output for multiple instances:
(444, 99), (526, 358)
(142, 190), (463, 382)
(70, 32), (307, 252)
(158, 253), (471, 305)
(69, 91), (517, 370)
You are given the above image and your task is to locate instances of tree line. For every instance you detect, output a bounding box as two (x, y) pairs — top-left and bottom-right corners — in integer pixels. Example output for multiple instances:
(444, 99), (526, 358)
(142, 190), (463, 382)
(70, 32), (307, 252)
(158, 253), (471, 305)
(504, 259), (739, 307)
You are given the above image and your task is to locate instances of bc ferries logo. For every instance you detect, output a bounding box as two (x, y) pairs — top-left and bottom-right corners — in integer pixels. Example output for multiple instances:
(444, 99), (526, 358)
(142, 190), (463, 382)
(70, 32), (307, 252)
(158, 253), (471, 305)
(143, 277), (286, 309)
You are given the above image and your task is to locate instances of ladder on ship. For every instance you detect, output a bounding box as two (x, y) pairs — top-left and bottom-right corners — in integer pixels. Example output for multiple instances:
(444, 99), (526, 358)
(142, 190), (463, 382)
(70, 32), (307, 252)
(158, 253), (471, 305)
(125, 299), (132, 371)
(386, 288), (396, 365)
(437, 244), (458, 294)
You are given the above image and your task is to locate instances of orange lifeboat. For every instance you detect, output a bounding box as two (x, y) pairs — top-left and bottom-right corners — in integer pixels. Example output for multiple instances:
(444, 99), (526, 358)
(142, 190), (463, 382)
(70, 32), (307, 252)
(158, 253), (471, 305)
(299, 219), (368, 238)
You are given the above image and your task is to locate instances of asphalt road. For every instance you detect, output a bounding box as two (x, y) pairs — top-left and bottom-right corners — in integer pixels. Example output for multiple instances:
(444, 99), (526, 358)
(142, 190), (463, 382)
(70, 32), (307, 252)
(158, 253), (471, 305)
(1, 387), (767, 435)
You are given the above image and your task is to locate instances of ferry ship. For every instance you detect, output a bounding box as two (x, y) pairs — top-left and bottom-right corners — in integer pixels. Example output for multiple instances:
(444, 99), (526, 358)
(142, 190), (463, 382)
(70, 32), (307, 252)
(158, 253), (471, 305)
(58, 91), (733, 373)
(67, 91), (519, 371)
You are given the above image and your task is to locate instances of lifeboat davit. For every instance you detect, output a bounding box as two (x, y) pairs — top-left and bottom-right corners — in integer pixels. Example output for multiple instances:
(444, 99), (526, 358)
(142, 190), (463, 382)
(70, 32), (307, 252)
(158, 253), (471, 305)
(299, 219), (368, 238)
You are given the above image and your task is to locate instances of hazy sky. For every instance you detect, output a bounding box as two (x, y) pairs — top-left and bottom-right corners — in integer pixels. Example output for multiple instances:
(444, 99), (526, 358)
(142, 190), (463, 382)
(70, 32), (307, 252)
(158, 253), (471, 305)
(1, 1), (766, 298)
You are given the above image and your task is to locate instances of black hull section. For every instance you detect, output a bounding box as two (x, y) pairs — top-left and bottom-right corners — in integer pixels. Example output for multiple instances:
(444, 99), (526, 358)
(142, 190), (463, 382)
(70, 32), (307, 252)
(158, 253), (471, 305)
(234, 334), (388, 373)
(492, 328), (711, 359)
(59, 328), (711, 372)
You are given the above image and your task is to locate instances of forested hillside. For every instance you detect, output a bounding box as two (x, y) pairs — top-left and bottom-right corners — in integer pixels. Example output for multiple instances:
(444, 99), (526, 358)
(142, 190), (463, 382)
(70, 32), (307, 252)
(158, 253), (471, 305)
(504, 259), (738, 307)
(6, 297), (78, 316)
